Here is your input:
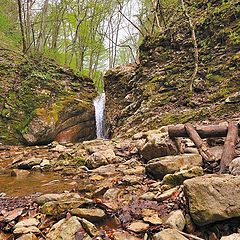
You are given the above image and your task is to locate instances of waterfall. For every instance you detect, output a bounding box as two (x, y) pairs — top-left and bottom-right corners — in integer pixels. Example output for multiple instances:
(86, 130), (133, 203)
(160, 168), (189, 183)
(93, 92), (106, 139)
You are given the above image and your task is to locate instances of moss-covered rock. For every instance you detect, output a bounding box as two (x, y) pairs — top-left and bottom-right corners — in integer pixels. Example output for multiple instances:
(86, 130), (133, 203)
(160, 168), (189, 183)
(0, 51), (96, 145)
(184, 175), (240, 226)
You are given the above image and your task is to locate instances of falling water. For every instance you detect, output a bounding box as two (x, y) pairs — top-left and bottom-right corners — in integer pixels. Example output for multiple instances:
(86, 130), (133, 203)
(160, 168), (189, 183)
(94, 92), (106, 139)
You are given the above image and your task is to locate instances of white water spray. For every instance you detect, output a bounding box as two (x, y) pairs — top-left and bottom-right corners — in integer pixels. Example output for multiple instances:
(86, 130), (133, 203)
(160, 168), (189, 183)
(93, 92), (106, 139)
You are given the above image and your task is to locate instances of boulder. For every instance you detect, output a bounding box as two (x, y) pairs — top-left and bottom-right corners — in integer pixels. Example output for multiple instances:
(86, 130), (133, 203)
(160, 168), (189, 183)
(86, 149), (119, 169)
(165, 210), (185, 231)
(161, 167), (203, 187)
(17, 158), (42, 170)
(140, 132), (178, 161)
(153, 229), (188, 240)
(146, 154), (202, 179)
(40, 196), (92, 216)
(70, 208), (106, 222)
(23, 98), (96, 145)
(46, 216), (84, 240)
(184, 175), (240, 225)
(36, 192), (83, 205)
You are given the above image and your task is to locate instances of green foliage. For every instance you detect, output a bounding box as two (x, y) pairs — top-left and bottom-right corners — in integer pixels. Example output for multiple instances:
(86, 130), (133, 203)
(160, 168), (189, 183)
(0, 2), (21, 48)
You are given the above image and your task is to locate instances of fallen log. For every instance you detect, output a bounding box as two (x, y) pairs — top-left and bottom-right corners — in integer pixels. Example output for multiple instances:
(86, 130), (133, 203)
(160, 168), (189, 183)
(185, 123), (215, 161)
(168, 124), (240, 138)
(220, 122), (238, 173)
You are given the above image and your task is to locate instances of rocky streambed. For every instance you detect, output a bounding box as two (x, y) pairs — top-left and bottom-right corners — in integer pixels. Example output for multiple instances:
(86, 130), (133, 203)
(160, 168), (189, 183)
(0, 125), (240, 240)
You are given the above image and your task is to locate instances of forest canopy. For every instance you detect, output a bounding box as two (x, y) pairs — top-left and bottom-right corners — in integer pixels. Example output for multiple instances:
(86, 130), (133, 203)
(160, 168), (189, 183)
(0, 0), (182, 85)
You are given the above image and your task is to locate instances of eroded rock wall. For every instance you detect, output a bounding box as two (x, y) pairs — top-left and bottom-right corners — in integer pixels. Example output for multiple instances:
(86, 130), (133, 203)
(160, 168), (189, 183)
(105, 0), (240, 138)
(0, 52), (97, 145)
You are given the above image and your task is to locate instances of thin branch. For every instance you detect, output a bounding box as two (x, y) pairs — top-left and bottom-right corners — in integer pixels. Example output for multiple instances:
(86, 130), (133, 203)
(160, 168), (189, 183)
(116, 0), (145, 36)
(176, 230), (205, 240)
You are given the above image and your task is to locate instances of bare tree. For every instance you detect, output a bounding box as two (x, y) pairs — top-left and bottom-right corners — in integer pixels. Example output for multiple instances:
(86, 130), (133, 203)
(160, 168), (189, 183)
(17, 0), (27, 53)
(180, 0), (199, 93)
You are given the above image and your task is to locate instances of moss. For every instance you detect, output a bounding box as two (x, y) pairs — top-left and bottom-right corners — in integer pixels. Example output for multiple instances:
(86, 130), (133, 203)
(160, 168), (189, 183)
(73, 156), (86, 166)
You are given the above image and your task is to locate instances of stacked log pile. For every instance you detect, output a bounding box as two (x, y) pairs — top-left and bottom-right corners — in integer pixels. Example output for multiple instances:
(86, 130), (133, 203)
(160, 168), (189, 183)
(168, 122), (240, 173)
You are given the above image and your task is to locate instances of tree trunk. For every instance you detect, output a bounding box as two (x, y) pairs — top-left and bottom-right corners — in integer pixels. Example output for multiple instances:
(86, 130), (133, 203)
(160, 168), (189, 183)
(168, 124), (240, 138)
(17, 0), (27, 53)
(185, 123), (215, 161)
(180, 0), (198, 93)
(220, 122), (239, 173)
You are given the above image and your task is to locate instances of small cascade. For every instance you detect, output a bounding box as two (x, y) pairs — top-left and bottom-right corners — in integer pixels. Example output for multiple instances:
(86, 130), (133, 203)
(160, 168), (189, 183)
(93, 92), (106, 138)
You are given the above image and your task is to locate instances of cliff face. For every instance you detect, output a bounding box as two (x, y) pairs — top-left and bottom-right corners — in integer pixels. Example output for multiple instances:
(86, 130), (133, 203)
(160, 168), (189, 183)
(0, 50), (97, 145)
(105, 0), (240, 138)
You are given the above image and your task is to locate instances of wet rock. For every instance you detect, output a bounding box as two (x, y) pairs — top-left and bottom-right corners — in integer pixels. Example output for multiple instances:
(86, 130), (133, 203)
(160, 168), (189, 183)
(221, 233), (240, 240)
(36, 192), (82, 205)
(127, 221), (149, 233)
(140, 133), (178, 161)
(36, 194), (62, 205)
(155, 187), (179, 201)
(165, 210), (185, 231)
(229, 157), (240, 175)
(86, 149), (119, 169)
(13, 226), (41, 234)
(14, 218), (39, 229)
(17, 158), (42, 170)
(10, 169), (30, 177)
(146, 154), (202, 179)
(70, 208), (106, 222)
(153, 228), (188, 240)
(184, 175), (240, 225)
(161, 167), (203, 187)
(16, 233), (38, 240)
(40, 159), (51, 168)
(40, 196), (92, 216)
(46, 216), (84, 240)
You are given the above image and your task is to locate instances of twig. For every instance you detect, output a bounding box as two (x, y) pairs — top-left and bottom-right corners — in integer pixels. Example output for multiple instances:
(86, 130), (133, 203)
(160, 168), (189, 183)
(176, 230), (204, 240)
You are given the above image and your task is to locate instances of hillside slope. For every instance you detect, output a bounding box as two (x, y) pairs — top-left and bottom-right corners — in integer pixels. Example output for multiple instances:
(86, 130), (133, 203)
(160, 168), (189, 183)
(105, 0), (240, 138)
